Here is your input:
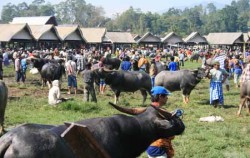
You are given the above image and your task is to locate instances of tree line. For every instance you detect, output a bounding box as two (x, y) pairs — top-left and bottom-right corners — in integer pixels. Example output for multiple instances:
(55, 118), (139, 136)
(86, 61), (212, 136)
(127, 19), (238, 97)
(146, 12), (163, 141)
(1, 0), (250, 37)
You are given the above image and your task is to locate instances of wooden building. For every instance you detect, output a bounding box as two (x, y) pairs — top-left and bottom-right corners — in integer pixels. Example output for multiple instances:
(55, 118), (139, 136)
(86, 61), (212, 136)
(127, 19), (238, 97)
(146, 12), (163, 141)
(0, 24), (35, 48)
(29, 25), (61, 49)
(184, 32), (207, 46)
(137, 32), (161, 48)
(161, 32), (184, 48)
(11, 16), (58, 26)
(103, 32), (136, 51)
(55, 25), (86, 48)
(80, 28), (106, 49)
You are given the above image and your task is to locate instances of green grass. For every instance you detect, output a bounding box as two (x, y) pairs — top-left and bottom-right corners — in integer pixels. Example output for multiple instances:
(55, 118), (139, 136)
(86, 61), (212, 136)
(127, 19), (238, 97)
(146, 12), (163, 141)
(2, 60), (250, 158)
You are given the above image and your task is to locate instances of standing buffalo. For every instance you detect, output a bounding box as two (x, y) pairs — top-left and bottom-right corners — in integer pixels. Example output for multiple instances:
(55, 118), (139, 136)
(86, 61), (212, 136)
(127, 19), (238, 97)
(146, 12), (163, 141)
(155, 68), (208, 103)
(40, 63), (65, 88)
(237, 81), (250, 116)
(190, 53), (200, 62)
(0, 103), (185, 158)
(0, 81), (8, 135)
(29, 57), (65, 88)
(97, 69), (152, 104)
(101, 57), (121, 70)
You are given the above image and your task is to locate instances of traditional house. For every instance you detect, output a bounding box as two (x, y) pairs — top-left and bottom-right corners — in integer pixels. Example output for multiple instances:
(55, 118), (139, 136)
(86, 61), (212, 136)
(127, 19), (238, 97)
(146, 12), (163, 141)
(103, 32), (136, 51)
(0, 24), (35, 48)
(55, 25), (86, 48)
(11, 16), (58, 26)
(184, 32), (207, 47)
(137, 32), (161, 48)
(29, 25), (61, 49)
(161, 32), (184, 48)
(80, 28), (106, 49)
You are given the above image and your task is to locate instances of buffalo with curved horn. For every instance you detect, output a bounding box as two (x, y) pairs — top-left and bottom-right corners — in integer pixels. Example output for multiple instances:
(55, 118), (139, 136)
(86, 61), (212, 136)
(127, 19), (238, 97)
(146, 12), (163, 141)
(0, 102), (185, 158)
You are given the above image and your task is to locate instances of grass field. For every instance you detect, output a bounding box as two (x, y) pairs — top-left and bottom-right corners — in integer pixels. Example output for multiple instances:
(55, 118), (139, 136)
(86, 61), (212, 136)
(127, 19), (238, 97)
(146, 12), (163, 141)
(2, 61), (250, 158)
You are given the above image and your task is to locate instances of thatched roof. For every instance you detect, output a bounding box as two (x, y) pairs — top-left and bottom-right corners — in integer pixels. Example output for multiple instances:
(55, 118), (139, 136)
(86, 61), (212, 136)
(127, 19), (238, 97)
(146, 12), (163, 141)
(80, 28), (106, 43)
(104, 32), (135, 44)
(55, 25), (85, 41)
(184, 32), (207, 44)
(162, 32), (184, 44)
(11, 16), (58, 26)
(29, 25), (61, 41)
(206, 32), (244, 45)
(137, 32), (161, 43)
(0, 24), (34, 42)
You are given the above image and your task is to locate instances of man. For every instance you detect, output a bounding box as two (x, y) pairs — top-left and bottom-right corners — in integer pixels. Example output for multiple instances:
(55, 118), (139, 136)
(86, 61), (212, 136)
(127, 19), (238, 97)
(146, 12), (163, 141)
(138, 54), (149, 72)
(48, 80), (72, 105)
(15, 54), (25, 84)
(147, 86), (175, 158)
(82, 62), (97, 102)
(178, 51), (185, 67)
(66, 55), (77, 95)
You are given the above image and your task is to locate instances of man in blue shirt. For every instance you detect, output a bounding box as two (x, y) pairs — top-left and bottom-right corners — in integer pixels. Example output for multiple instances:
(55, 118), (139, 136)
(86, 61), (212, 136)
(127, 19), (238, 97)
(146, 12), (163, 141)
(168, 56), (178, 71)
(121, 56), (132, 71)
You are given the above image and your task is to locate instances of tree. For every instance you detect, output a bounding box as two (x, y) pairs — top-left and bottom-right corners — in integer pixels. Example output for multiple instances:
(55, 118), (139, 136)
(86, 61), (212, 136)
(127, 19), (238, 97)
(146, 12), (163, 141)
(1, 3), (18, 23)
(206, 3), (217, 14)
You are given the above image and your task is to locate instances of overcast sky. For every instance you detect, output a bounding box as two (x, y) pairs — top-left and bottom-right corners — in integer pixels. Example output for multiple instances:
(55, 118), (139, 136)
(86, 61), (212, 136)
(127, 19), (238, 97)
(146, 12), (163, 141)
(0, 0), (234, 17)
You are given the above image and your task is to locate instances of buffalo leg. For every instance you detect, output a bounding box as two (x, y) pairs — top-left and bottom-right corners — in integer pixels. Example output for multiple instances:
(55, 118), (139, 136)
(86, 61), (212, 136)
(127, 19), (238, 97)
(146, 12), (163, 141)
(186, 95), (190, 104)
(140, 90), (147, 105)
(182, 95), (186, 104)
(237, 98), (246, 116)
(114, 91), (121, 104)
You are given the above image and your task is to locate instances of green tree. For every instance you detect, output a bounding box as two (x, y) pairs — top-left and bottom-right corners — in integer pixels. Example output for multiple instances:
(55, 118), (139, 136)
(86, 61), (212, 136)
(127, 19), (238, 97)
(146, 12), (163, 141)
(1, 3), (18, 23)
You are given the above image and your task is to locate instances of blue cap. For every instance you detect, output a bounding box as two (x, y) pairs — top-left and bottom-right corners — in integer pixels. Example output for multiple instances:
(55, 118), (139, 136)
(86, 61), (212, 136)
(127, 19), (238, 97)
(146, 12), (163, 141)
(151, 86), (171, 96)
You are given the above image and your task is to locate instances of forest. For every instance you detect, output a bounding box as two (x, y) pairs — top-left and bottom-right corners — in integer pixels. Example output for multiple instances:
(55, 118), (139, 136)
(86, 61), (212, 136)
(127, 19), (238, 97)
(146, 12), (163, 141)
(1, 0), (250, 37)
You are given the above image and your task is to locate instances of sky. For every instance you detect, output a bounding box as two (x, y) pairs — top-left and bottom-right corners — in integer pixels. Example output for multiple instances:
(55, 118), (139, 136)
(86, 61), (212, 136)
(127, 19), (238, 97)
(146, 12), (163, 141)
(0, 0), (234, 18)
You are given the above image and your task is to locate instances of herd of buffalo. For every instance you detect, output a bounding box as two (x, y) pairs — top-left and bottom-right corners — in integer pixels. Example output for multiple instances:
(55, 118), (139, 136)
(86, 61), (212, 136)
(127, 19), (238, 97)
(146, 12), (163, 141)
(0, 52), (248, 157)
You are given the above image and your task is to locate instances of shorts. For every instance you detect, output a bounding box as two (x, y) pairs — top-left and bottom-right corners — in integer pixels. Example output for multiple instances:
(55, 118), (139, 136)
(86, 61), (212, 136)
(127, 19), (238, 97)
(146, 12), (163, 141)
(100, 79), (105, 85)
(68, 75), (77, 88)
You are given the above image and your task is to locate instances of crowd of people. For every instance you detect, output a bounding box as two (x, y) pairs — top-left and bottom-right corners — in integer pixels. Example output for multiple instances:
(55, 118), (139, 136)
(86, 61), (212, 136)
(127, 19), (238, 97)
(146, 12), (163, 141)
(2, 45), (250, 157)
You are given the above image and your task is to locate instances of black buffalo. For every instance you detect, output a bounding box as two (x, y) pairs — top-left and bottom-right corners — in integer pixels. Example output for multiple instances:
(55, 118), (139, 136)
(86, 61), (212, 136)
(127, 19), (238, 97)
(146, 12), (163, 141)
(40, 63), (65, 88)
(30, 57), (65, 88)
(0, 81), (8, 135)
(155, 68), (208, 103)
(0, 103), (185, 158)
(97, 69), (152, 104)
(101, 57), (121, 70)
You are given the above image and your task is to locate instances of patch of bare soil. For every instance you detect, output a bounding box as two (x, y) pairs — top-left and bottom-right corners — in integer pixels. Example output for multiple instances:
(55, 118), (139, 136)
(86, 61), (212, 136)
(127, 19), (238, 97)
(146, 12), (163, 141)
(3, 75), (47, 98)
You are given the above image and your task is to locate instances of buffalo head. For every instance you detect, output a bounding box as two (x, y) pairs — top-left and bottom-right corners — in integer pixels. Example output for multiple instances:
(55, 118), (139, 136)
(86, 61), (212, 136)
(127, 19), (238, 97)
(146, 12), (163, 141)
(191, 67), (209, 79)
(109, 102), (185, 138)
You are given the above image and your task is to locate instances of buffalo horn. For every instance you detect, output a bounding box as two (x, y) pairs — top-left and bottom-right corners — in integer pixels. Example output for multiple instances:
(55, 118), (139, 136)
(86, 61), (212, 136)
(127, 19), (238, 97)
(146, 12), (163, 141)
(151, 105), (172, 119)
(109, 102), (147, 115)
(103, 68), (119, 72)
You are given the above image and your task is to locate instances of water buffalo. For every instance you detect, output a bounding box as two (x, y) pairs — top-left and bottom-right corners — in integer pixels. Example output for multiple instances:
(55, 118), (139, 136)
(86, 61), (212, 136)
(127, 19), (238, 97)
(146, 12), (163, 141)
(40, 63), (65, 88)
(101, 57), (121, 70)
(97, 69), (152, 104)
(0, 103), (185, 158)
(190, 53), (200, 62)
(237, 81), (250, 116)
(0, 81), (8, 135)
(155, 68), (208, 103)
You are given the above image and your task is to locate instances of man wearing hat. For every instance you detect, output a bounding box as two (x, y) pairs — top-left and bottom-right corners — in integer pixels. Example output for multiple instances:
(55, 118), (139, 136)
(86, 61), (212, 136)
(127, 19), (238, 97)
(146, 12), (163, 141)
(208, 61), (228, 108)
(147, 86), (175, 158)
